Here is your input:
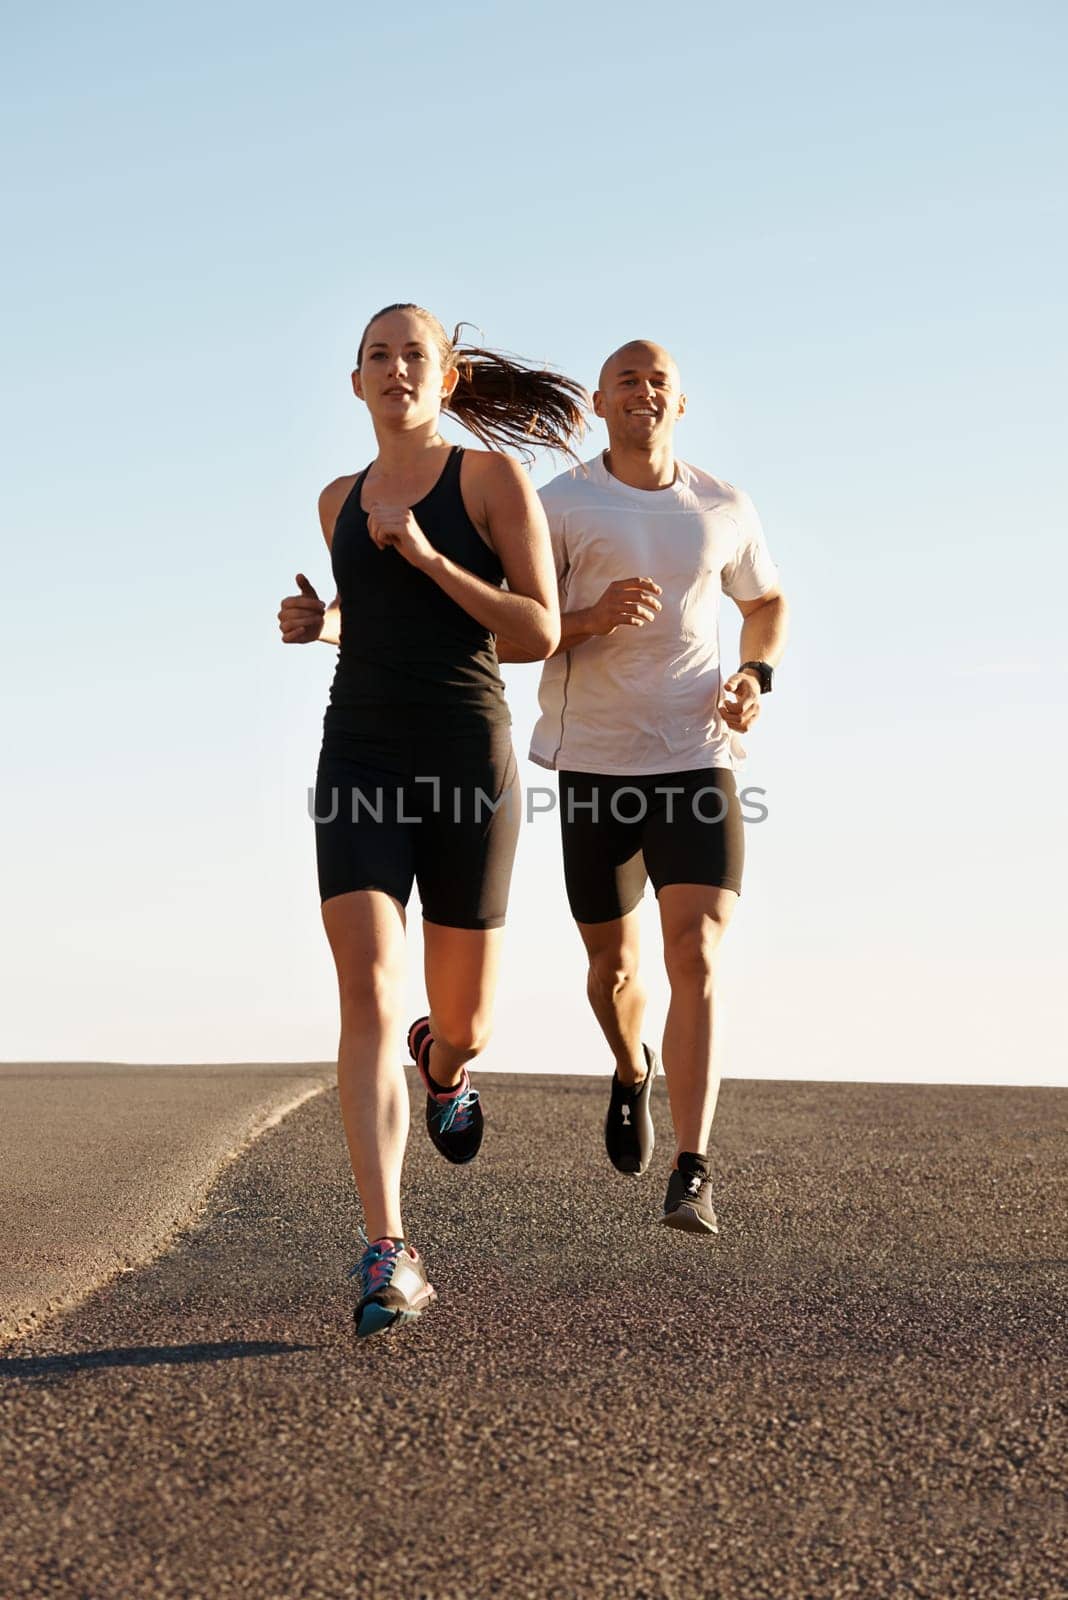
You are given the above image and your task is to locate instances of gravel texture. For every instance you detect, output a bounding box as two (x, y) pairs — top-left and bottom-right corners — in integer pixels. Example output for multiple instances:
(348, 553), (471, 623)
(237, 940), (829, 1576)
(0, 1062), (332, 1343)
(0, 1075), (1063, 1599)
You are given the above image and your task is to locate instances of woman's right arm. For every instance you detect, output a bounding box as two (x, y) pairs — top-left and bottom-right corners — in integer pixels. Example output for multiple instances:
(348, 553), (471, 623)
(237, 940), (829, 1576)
(276, 478), (353, 646)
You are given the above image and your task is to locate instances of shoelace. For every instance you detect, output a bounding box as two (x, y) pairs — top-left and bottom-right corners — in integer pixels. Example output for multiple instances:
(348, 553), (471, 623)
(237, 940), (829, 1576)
(349, 1230), (402, 1296)
(418, 1030), (479, 1136)
(432, 1085), (480, 1135)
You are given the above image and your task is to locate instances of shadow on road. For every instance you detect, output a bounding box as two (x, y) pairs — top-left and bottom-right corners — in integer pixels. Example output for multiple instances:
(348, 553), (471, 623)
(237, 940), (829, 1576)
(0, 1340), (316, 1381)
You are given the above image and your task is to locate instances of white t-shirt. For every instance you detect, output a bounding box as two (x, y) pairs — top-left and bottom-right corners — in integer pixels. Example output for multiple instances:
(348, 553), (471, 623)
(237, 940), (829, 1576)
(529, 454), (780, 776)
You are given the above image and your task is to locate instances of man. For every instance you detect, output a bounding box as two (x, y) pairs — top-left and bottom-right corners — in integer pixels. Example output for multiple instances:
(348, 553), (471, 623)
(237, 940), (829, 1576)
(497, 340), (788, 1236)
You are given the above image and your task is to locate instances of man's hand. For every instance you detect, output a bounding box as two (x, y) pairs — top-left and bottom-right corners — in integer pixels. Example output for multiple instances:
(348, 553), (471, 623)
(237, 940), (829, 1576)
(366, 504), (436, 569)
(278, 573), (326, 644)
(719, 670), (762, 733)
(586, 577), (663, 636)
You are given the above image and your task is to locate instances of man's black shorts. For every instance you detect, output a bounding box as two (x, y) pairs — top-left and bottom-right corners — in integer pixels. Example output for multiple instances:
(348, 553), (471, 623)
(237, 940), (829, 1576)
(558, 767), (744, 924)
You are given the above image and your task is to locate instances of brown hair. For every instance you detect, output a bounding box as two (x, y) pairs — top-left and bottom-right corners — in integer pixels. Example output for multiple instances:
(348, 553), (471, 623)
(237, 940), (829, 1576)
(356, 302), (588, 462)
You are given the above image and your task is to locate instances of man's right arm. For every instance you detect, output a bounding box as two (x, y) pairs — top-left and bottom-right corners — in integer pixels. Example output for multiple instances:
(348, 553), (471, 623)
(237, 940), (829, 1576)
(496, 577), (663, 663)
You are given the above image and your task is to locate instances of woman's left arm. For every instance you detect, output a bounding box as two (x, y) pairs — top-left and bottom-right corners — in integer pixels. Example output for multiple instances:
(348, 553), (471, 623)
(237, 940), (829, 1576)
(365, 454), (560, 658)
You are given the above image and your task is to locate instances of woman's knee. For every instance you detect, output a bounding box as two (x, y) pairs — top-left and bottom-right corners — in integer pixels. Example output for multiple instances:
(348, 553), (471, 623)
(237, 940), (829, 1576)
(337, 960), (404, 1026)
(432, 1009), (493, 1059)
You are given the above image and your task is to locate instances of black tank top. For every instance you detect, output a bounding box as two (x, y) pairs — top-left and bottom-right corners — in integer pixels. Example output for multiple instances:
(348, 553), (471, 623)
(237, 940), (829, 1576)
(323, 446), (510, 738)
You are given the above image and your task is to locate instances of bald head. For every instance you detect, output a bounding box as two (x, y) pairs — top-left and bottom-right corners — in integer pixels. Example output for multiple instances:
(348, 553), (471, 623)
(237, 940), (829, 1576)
(597, 340), (680, 392)
(593, 339), (686, 453)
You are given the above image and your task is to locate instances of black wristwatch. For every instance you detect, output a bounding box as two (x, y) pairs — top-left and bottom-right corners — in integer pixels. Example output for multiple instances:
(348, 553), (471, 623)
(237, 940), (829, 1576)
(739, 660), (774, 694)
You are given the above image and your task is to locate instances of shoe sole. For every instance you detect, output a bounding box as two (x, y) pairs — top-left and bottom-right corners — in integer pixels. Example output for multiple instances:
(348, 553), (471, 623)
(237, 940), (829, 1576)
(606, 1047), (659, 1177)
(408, 1016), (432, 1076)
(661, 1203), (719, 1236)
(355, 1285), (437, 1340)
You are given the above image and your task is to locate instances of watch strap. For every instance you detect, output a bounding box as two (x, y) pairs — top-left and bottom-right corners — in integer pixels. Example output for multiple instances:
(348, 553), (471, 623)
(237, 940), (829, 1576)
(739, 660), (773, 694)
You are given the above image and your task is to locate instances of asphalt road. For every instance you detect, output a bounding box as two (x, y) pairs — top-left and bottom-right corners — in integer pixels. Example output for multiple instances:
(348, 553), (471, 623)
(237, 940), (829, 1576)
(0, 1063), (333, 1345)
(0, 1076), (1063, 1600)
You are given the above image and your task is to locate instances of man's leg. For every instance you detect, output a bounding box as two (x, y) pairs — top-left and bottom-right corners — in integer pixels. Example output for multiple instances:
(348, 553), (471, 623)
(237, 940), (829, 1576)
(559, 771), (648, 1084)
(575, 910), (647, 1086)
(656, 884), (738, 1160)
(559, 770), (657, 1170)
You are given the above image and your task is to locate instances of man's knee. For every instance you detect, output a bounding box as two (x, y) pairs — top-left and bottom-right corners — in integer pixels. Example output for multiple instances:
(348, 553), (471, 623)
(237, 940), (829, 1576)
(587, 945), (639, 999)
(663, 917), (728, 987)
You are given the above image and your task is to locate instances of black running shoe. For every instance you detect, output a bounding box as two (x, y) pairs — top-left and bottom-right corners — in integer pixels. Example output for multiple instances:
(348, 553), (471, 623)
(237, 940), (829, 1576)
(408, 1015), (484, 1166)
(351, 1233), (436, 1340)
(605, 1043), (659, 1175)
(662, 1157), (718, 1234)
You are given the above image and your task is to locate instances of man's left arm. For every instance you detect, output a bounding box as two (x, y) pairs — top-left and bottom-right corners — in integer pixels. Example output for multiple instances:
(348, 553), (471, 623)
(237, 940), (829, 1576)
(720, 589), (790, 733)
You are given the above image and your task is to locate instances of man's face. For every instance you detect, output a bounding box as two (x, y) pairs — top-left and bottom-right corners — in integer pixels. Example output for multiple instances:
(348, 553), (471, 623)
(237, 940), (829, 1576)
(593, 342), (686, 451)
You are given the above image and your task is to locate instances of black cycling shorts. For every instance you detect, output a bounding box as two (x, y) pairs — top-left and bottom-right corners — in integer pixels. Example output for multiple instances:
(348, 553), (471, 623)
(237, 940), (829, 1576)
(314, 727), (520, 930)
(558, 767), (744, 924)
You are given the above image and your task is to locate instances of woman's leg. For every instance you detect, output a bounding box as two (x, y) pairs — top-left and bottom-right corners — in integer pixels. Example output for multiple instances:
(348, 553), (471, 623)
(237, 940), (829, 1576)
(321, 888), (409, 1241)
(422, 922), (506, 1087)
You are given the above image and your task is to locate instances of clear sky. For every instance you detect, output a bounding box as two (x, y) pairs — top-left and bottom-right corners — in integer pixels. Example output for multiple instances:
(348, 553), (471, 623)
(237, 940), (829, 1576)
(2, 2), (1065, 1083)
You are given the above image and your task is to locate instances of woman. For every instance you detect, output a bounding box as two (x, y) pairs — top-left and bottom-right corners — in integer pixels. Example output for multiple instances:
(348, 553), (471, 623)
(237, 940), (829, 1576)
(278, 303), (586, 1339)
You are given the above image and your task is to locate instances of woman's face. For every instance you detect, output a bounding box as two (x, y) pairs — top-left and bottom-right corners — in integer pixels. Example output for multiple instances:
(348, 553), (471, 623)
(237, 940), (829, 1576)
(352, 308), (457, 429)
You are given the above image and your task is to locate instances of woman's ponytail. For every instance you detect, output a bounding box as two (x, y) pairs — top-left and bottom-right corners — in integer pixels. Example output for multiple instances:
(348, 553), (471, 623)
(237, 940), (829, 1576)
(445, 336), (588, 461)
(357, 304), (589, 461)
